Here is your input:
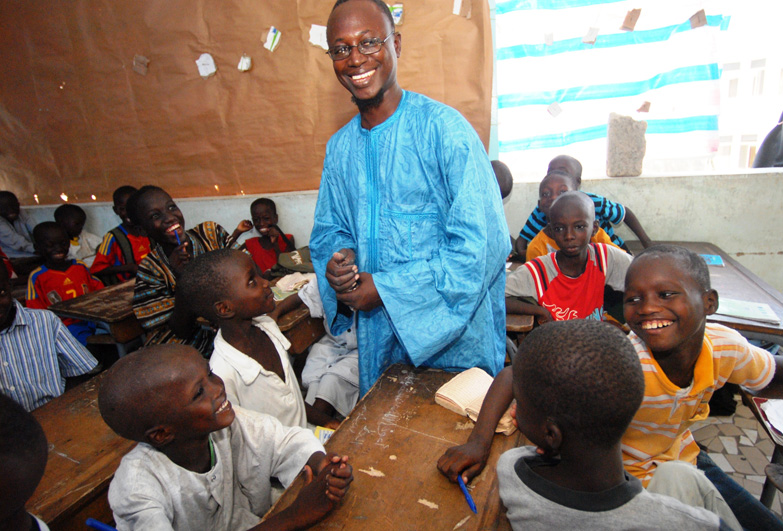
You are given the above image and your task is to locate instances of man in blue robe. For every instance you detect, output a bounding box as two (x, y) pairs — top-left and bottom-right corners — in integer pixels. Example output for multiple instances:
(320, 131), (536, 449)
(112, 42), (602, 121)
(310, 0), (510, 395)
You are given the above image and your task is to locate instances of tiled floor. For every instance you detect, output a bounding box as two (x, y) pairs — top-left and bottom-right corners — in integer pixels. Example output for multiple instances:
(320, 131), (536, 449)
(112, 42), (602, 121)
(691, 401), (783, 517)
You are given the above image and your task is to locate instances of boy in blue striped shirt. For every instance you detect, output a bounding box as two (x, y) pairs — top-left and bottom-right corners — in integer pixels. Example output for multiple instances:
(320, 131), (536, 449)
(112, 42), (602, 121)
(514, 155), (652, 257)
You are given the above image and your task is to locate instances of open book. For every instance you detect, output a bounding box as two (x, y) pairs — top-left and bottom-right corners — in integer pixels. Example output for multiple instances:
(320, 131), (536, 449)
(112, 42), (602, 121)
(715, 298), (781, 325)
(435, 367), (517, 435)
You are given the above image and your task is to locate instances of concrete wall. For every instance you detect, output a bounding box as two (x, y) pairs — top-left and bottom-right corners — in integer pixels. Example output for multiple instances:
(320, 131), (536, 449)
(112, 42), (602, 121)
(26, 169), (783, 292)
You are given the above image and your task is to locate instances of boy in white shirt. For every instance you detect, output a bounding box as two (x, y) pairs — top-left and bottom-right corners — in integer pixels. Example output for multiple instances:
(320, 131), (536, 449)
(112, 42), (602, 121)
(177, 249), (341, 429)
(99, 343), (352, 530)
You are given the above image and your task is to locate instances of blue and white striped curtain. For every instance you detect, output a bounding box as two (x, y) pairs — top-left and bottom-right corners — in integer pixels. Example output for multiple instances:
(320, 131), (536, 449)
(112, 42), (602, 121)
(495, 0), (729, 179)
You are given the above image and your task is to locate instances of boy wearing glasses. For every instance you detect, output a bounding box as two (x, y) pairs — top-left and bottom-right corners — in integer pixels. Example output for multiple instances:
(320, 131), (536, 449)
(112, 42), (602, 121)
(310, 0), (510, 395)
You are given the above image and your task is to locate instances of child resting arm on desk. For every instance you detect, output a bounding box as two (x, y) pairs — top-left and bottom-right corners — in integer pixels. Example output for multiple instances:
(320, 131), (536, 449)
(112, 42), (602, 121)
(99, 344), (352, 531)
(441, 245), (783, 530)
(125, 185), (251, 356)
(506, 191), (630, 324)
(176, 249), (342, 429)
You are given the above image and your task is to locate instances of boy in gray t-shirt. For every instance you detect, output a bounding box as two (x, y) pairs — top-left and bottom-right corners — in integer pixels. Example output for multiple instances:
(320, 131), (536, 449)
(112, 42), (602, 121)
(496, 320), (732, 531)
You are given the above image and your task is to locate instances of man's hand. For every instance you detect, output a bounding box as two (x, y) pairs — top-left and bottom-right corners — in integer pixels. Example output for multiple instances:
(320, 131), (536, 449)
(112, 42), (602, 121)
(326, 249), (359, 293)
(337, 272), (382, 312)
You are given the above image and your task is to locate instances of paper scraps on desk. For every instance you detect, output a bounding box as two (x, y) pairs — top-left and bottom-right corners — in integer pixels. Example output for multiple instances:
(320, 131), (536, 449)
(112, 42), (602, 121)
(309, 25), (328, 50)
(196, 53), (217, 78)
(264, 27), (281, 52)
(759, 399), (783, 446)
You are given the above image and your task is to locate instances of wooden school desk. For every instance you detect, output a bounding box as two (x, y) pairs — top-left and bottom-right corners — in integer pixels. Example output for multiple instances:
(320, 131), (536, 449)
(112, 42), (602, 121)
(47, 280), (325, 356)
(266, 364), (522, 530)
(27, 305), (325, 530)
(28, 371), (134, 530)
(48, 280), (144, 356)
(742, 381), (783, 508)
(627, 241), (783, 342)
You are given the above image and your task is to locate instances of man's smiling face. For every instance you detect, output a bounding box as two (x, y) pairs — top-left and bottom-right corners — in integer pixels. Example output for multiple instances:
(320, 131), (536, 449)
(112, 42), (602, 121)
(327, 0), (401, 110)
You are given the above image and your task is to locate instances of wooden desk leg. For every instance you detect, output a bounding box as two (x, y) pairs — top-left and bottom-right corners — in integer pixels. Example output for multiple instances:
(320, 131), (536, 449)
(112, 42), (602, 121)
(760, 446), (783, 508)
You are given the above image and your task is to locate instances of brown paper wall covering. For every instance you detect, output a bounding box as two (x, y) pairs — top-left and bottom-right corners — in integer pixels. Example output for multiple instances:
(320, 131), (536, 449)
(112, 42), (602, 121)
(0, 0), (491, 206)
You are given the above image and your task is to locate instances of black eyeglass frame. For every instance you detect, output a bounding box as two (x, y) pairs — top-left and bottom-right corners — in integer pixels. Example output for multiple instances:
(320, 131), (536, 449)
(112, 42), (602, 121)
(325, 32), (397, 61)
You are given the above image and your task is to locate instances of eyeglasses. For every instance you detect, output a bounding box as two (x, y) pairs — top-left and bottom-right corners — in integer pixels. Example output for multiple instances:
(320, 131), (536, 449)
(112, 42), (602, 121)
(326, 32), (396, 61)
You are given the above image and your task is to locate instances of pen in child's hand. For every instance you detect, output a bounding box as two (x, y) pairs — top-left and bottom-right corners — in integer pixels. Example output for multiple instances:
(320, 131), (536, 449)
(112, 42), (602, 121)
(457, 475), (477, 514)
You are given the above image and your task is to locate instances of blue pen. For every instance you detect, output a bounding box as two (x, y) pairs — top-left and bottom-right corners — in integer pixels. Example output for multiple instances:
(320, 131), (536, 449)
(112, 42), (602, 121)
(457, 475), (478, 514)
(174, 229), (181, 246)
(85, 518), (118, 531)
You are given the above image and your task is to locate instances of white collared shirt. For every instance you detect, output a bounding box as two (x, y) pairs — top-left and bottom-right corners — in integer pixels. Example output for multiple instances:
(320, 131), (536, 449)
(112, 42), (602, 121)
(210, 315), (307, 428)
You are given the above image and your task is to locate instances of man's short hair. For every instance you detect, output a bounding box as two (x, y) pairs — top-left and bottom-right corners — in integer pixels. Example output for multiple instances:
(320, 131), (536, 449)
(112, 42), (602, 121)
(250, 197), (277, 215)
(53, 203), (86, 223)
(125, 185), (166, 227)
(113, 185), (138, 205)
(331, 0), (395, 30)
(514, 320), (644, 447)
(634, 244), (711, 291)
(177, 249), (240, 324)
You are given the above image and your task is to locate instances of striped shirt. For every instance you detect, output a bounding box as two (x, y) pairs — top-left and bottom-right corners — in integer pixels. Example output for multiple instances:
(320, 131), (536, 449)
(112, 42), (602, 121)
(622, 323), (775, 486)
(518, 192), (626, 247)
(133, 221), (242, 355)
(0, 300), (97, 411)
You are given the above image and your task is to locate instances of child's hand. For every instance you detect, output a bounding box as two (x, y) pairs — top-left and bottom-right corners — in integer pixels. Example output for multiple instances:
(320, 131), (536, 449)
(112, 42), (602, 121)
(509, 402), (518, 429)
(169, 242), (191, 273)
(437, 440), (490, 484)
(295, 455), (352, 520)
(236, 220), (253, 233)
(536, 307), (554, 325)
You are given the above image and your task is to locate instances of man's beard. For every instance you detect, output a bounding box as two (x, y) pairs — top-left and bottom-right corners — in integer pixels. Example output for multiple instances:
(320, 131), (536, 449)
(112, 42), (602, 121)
(352, 87), (386, 112)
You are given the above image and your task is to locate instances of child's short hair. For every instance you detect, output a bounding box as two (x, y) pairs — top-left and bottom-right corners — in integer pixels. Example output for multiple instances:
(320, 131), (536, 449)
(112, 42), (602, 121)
(250, 197), (277, 215)
(548, 155), (583, 185)
(491, 160), (513, 199)
(32, 221), (66, 242)
(125, 185), (166, 226)
(634, 244), (711, 291)
(177, 249), (241, 323)
(514, 320), (644, 446)
(99, 344), (189, 442)
(549, 190), (594, 222)
(0, 191), (18, 204)
(53, 203), (86, 224)
(0, 393), (48, 519)
(113, 185), (138, 205)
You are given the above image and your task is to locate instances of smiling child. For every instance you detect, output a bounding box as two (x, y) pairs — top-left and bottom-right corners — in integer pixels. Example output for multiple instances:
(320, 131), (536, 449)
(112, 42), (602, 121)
(126, 186), (251, 355)
(243, 198), (295, 276)
(177, 250), (341, 429)
(100, 344), (353, 530)
(27, 222), (105, 345)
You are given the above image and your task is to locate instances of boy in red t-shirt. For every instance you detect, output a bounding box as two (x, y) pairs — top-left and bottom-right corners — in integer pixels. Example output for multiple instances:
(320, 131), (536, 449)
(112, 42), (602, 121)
(91, 186), (151, 285)
(505, 191), (631, 324)
(27, 222), (104, 344)
(242, 198), (295, 276)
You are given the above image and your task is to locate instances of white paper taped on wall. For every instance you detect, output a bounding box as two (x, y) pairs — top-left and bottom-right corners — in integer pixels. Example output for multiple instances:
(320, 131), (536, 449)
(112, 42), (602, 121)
(309, 25), (328, 50)
(196, 53), (217, 78)
(264, 27), (281, 52)
(237, 54), (252, 72)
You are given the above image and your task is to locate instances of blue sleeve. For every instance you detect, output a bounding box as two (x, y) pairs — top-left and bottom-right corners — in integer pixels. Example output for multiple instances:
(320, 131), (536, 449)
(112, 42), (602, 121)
(587, 192), (625, 225)
(371, 115), (510, 365)
(309, 142), (358, 337)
